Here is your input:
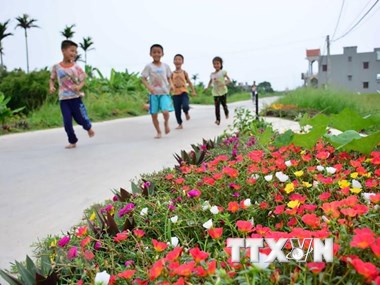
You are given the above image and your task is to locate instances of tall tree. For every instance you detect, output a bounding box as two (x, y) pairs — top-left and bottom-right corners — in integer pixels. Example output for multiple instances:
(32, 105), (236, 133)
(15, 14), (39, 73)
(0, 20), (13, 69)
(60, 24), (76, 39)
(191, 74), (199, 85)
(79, 37), (94, 65)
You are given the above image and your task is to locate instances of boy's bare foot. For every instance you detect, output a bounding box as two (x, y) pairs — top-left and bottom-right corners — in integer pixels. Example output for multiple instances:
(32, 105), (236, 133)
(185, 113), (190, 120)
(88, 129), (95, 137)
(176, 125), (183, 130)
(215, 120), (220, 125)
(164, 122), (170, 134)
(154, 133), (162, 139)
(225, 114), (229, 119)
(65, 143), (76, 149)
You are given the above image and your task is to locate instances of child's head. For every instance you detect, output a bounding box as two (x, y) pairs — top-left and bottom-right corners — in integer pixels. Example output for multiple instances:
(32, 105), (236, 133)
(61, 40), (78, 62)
(173, 54), (184, 68)
(212, 56), (223, 71)
(150, 44), (164, 62)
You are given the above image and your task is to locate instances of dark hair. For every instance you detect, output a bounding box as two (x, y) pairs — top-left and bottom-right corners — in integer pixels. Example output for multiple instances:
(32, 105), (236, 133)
(213, 56), (223, 69)
(150, 44), (164, 53)
(61, 40), (78, 50)
(174, 54), (184, 60)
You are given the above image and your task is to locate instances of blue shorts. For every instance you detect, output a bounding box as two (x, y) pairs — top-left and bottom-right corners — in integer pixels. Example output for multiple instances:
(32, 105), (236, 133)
(149, 94), (174, 114)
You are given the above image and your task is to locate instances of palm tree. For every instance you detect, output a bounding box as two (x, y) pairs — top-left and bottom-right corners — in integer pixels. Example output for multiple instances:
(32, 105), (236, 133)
(191, 74), (199, 86)
(79, 37), (94, 65)
(60, 24), (76, 39)
(15, 14), (39, 73)
(0, 20), (13, 69)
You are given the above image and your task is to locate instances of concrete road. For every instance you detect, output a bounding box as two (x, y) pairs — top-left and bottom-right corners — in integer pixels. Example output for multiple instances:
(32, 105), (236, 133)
(0, 97), (290, 278)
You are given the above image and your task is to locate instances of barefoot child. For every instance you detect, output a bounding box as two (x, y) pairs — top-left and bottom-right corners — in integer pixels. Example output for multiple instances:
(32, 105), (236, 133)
(171, 54), (196, 129)
(141, 44), (174, 138)
(49, 40), (94, 149)
(205, 56), (231, 125)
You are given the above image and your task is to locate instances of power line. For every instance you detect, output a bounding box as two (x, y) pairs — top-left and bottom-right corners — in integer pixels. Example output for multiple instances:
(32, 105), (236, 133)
(332, 0), (379, 42)
(332, 0), (345, 40)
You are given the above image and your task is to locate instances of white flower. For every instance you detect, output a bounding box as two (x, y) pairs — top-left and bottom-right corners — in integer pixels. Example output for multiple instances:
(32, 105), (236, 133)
(264, 174), (273, 182)
(202, 219), (213, 229)
(362, 192), (375, 203)
(313, 180), (319, 188)
(285, 160), (292, 167)
(202, 201), (211, 211)
(140, 207), (148, 216)
(251, 174), (260, 179)
(275, 171), (289, 182)
(243, 198), (252, 207)
(326, 167), (336, 174)
(94, 271), (110, 285)
(170, 215), (178, 223)
(170, 237), (179, 247)
(210, 206), (219, 215)
(352, 179), (362, 189)
(317, 165), (325, 172)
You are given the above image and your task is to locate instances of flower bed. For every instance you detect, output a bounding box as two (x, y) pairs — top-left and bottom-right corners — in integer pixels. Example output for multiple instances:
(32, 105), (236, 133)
(1, 109), (380, 285)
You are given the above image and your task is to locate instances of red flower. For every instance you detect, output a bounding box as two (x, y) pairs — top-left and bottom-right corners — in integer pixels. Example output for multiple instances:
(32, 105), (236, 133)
(152, 239), (168, 252)
(236, 220), (253, 234)
(165, 247), (183, 261)
(227, 201), (239, 213)
(222, 166), (239, 178)
(203, 177), (215, 186)
(350, 228), (376, 249)
(83, 249), (94, 261)
(371, 238), (380, 258)
(133, 229), (145, 238)
(75, 226), (87, 237)
(149, 259), (165, 281)
(117, 269), (136, 279)
(274, 205), (285, 215)
(351, 258), (379, 281)
(307, 262), (325, 274)
(173, 278), (185, 285)
(173, 261), (196, 277)
(195, 260), (217, 277)
(80, 236), (91, 248)
(370, 193), (380, 204)
(114, 231), (128, 243)
(301, 214), (321, 229)
(207, 228), (223, 239)
(316, 150), (330, 160)
(318, 192), (331, 201)
(190, 247), (209, 263)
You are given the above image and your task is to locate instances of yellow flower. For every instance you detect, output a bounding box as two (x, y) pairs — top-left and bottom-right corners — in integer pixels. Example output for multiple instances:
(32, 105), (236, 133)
(363, 172), (371, 178)
(90, 211), (96, 221)
(294, 170), (304, 177)
(301, 150), (306, 155)
(338, 180), (350, 189)
(350, 172), (359, 179)
(350, 188), (362, 194)
(50, 239), (57, 248)
(284, 182), (295, 194)
(302, 181), (312, 188)
(287, 200), (300, 209)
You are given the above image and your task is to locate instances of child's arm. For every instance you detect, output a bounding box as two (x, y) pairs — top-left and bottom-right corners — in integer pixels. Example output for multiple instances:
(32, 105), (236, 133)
(73, 73), (87, 92)
(184, 71), (197, 96)
(168, 76), (175, 94)
(224, 72), (231, 85)
(49, 78), (56, 94)
(141, 77), (155, 94)
(204, 79), (212, 93)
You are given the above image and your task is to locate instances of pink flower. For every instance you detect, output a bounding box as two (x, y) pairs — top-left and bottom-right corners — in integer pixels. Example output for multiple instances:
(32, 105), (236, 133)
(67, 246), (78, 260)
(187, 189), (201, 198)
(118, 203), (135, 218)
(57, 236), (70, 247)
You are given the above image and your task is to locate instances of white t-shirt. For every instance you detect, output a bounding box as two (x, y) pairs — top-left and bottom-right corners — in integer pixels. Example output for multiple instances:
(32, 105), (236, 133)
(141, 62), (172, 95)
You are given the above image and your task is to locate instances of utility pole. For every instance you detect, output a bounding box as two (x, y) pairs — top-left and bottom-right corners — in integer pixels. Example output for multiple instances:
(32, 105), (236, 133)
(326, 35), (330, 88)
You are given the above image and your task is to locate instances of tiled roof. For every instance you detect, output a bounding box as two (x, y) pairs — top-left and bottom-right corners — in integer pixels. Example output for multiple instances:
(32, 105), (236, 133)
(306, 49), (321, 57)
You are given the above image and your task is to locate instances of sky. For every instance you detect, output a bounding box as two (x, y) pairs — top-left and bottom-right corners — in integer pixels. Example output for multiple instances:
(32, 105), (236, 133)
(1, 0), (379, 91)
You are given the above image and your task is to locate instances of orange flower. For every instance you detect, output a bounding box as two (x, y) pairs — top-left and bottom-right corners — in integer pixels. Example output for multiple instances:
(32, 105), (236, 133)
(350, 228), (376, 249)
(207, 228), (223, 239)
(236, 220), (253, 234)
(370, 193), (380, 204)
(301, 214), (321, 229)
(117, 269), (136, 279)
(195, 260), (217, 277)
(307, 262), (325, 274)
(173, 261), (196, 277)
(75, 226), (87, 237)
(80, 236), (91, 248)
(114, 231), (128, 243)
(149, 259), (165, 281)
(321, 202), (340, 219)
(189, 247), (209, 263)
(222, 166), (239, 178)
(227, 201), (239, 213)
(152, 239), (168, 252)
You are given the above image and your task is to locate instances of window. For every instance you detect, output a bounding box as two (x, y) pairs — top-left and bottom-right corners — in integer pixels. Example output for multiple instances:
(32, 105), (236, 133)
(322, 64), (327, 72)
(377, 74), (380, 82)
(347, 75), (352, 81)
(348, 56), (352, 62)
(363, 82), (369, 89)
(377, 51), (380, 61)
(363, 62), (369, 69)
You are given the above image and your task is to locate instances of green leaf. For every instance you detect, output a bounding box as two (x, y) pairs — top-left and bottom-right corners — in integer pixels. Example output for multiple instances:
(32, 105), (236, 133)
(25, 256), (37, 274)
(274, 130), (294, 147)
(325, 130), (362, 148)
(255, 127), (274, 147)
(292, 125), (327, 149)
(15, 260), (35, 285)
(0, 269), (23, 285)
(341, 131), (380, 154)
(329, 108), (374, 131)
(131, 182), (141, 194)
(299, 113), (330, 128)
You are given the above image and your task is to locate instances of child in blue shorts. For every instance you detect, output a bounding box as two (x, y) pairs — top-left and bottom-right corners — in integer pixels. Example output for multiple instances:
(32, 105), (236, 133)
(141, 44), (174, 139)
